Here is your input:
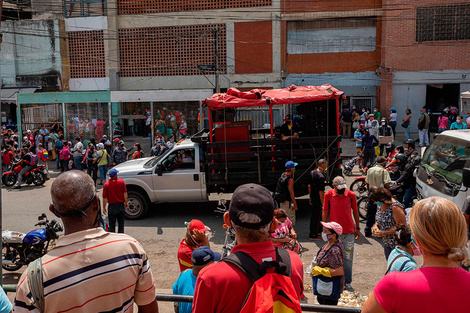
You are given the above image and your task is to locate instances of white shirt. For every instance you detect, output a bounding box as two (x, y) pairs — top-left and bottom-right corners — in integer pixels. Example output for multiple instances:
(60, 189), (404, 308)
(390, 113), (397, 122)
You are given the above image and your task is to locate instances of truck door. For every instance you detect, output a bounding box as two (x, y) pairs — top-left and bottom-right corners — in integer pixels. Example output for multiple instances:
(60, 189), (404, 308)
(153, 147), (205, 202)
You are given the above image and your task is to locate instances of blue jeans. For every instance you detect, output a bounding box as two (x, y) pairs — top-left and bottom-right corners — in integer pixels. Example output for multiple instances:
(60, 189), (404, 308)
(99, 164), (108, 181)
(339, 233), (355, 285)
(56, 154), (61, 169)
(74, 156), (83, 170)
(405, 125), (411, 140)
(419, 129), (429, 146)
(402, 186), (416, 208)
(438, 128), (447, 133)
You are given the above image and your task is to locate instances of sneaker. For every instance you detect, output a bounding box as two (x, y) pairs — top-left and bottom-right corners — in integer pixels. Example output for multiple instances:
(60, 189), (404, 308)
(344, 283), (354, 291)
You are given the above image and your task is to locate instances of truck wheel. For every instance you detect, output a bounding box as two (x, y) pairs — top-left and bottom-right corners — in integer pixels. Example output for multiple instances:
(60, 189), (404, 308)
(126, 191), (149, 220)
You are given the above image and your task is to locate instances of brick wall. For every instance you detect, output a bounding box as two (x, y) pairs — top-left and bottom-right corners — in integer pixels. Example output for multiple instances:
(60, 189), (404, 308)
(118, 0), (272, 15)
(283, 0), (380, 14)
(382, 1), (470, 71)
(67, 31), (106, 78)
(119, 24), (226, 77)
(234, 21), (272, 74)
(380, 1), (470, 109)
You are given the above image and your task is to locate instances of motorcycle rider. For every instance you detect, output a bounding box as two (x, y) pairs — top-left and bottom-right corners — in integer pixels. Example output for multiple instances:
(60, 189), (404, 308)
(13, 147), (34, 189)
(394, 153), (420, 208)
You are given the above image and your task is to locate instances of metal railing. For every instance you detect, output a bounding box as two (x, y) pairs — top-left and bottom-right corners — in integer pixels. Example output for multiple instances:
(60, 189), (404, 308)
(156, 294), (362, 312)
(3, 286), (362, 312)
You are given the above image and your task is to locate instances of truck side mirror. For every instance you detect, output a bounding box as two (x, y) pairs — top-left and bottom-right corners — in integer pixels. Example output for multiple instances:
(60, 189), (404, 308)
(157, 164), (163, 176)
(463, 168), (470, 188)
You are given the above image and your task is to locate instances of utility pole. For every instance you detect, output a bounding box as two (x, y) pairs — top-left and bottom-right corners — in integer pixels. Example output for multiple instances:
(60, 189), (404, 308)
(214, 27), (219, 93)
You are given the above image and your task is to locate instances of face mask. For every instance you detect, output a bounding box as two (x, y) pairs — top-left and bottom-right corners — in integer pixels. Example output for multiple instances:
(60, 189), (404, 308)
(8, 120), (11, 123)
(420, 111), (423, 115)
(457, 119), (461, 123)
(381, 122), (385, 126)
(336, 188), (345, 195)
(374, 109), (378, 112)
(375, 201), (384, 206)
(411, 235), (422, 256)
(321, 232), (330, 242)
(362, 110), (365, 113)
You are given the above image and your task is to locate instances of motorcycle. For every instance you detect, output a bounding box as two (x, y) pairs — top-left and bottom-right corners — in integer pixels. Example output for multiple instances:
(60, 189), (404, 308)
(2, 163), (47, 187)
(2, 213), (63, 271)
(214, 199), (236, 258)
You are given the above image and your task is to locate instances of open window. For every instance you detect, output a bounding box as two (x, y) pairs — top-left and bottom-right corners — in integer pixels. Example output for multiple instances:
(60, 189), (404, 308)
(161, 148), (195, 171)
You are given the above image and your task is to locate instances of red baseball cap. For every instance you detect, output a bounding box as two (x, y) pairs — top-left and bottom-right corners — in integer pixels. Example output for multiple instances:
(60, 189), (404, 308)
(189, 219), (210, 232)
(113, 138), (120, 142)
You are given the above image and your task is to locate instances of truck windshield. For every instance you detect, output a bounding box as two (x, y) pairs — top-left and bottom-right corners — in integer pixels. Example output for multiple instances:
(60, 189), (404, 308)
(421, 135), (470, 185)
(143, 149), (172, 168)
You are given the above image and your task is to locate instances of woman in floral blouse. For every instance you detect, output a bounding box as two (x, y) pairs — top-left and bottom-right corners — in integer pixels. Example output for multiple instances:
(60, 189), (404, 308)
(312, 221), (345, 306)
(369, 187), (407, 259)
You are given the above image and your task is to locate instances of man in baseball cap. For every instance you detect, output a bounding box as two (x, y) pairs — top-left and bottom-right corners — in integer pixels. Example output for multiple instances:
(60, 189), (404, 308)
(178, 219), (211, 272)
(173, 246), (221, 313)
(322, 176), (360, 291)
(102, 168), (127, 233)
(193, 183), (304, 312)
(273, 160), (299, 224)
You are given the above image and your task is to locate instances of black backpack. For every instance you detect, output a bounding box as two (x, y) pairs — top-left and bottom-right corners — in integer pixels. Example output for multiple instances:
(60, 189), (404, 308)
(273, 174), (291, 203)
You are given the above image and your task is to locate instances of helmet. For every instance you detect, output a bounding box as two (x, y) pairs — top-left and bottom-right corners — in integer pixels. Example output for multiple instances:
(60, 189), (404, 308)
(405, 139), (415, 148)
(386, 142), (395, 149)
(396, 154), (407, 163)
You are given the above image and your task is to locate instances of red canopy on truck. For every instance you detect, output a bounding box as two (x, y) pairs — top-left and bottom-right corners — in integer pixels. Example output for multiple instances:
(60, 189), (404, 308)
(204, 84), (344, 109)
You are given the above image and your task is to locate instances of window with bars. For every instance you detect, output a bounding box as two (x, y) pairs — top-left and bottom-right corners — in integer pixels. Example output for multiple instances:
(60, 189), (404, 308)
(118, 0), (271, 15)
(63, 0), (107, 18)
(67, 31), (106, 78)
(416, 4), (470, 42)
(119, 24), (227, 77)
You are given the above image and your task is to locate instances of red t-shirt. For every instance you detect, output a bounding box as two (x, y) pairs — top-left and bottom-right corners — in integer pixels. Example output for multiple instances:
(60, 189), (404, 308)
(323, 189), (358, 234)
(374, 267), (470, 313)
(192, 241), (304, 313)
(3, 151), (12, 165)
(102, 178), (127, 204)
(177, 239), (196, 272)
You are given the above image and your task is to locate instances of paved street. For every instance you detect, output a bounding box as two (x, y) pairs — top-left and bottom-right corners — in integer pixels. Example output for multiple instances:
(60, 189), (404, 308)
(0, 132), (426, 311)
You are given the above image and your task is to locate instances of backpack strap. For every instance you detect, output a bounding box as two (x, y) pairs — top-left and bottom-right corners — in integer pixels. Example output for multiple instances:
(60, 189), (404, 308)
(223, 247), (292, 282)
(385, 254), (407, 275)
(398, 260), (411, 272)
(27, 258), (45, 313)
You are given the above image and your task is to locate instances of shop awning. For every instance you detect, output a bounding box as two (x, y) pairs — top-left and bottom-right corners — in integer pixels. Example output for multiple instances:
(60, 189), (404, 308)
(1, 87), (38, 102)
(204, 84), (344, 109)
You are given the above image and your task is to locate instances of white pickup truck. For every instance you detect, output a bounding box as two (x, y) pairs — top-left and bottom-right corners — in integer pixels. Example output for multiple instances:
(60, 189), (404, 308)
(416, 130), (470, 208)
(114, 139), (209, 219)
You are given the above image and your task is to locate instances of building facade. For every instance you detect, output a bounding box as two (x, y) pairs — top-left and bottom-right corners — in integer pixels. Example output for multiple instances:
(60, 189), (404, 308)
(381, 0), (470, 132)
(282, 0), (383, 111)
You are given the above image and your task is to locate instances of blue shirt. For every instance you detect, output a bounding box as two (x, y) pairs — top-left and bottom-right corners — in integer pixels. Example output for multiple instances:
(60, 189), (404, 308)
(362, 134), (379, 148)
(0, 285), (12, 313)
(354, 129), (363, 148)
(387, 247), (417, 273)
(173, 269), (197, 313)
(450, 122), (467, 130)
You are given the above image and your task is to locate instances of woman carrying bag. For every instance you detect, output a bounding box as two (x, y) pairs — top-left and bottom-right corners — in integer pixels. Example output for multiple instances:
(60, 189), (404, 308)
(312, 221), (345, 306)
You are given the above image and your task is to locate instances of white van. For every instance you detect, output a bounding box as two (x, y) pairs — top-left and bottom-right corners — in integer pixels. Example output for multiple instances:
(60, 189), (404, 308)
(416, 130), (470, 209)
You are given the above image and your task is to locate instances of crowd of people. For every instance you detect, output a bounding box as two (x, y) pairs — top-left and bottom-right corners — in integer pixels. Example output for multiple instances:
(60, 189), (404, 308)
(5, 167), (468, 313)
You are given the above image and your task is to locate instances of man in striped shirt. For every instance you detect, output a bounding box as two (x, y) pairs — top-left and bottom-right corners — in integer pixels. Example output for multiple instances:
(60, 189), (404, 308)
(14, 170), (158, 313)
